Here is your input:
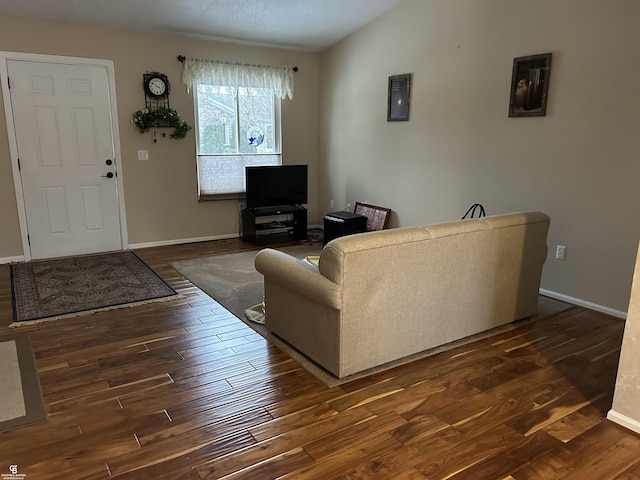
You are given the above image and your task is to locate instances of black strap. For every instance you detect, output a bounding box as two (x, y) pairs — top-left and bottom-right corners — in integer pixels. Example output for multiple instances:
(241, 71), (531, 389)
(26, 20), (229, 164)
(462, 203), (486, 219)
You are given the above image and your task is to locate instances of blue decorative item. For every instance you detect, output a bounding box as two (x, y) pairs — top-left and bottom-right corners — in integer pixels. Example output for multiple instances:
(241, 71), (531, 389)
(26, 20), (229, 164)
(247, 126), (265, 146)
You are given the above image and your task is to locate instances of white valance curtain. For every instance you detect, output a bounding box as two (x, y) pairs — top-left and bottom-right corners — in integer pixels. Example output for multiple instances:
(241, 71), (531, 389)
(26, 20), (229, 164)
(181, 57), (295, 100)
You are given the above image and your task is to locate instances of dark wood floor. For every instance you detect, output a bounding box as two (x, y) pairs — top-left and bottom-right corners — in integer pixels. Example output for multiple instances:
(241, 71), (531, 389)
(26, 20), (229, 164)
(1, 237), (639, 479)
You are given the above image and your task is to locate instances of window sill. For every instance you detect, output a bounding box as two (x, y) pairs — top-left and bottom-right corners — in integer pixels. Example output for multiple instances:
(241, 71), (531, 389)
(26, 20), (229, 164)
(198, 193), (246, 202)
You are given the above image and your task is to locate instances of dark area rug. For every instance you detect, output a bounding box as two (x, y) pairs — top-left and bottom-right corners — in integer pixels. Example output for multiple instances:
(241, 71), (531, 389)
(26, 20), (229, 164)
(0, 333), (47, 432)
(10, 251), (180, 326)
(170, 244), (321, 320)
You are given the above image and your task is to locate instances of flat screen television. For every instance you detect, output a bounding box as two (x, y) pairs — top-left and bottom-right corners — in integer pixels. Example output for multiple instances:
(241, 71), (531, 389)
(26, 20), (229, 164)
(245, 164), (308, 210)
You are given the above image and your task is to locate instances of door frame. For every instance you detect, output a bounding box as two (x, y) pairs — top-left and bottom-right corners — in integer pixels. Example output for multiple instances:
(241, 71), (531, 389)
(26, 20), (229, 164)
(0, 51), (128, 261)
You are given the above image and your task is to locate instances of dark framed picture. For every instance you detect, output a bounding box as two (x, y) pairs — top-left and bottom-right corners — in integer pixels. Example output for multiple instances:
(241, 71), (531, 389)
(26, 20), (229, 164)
(387, 73), (411, 121)
(354, 202), (391, 231)
(508, 53), (552, 117)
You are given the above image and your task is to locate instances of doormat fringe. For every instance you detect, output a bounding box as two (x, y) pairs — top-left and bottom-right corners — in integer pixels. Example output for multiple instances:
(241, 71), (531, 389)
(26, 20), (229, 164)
(10, 294), (183, 328)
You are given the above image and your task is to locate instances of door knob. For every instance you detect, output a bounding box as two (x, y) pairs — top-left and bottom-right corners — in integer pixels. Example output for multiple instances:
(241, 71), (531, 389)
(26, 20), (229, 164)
(105, 159), (113, 165)
(101, 172), (114, 178)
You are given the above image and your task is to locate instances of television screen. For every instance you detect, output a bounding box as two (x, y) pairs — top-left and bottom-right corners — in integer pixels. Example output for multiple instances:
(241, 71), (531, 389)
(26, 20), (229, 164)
(245, 165), (308, 209)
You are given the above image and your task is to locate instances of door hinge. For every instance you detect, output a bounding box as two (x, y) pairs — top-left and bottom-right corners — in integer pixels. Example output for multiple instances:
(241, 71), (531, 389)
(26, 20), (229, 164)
(7, 76), (10, 89)
(27, 234), (30, 246)
(17, 158), (20, 170)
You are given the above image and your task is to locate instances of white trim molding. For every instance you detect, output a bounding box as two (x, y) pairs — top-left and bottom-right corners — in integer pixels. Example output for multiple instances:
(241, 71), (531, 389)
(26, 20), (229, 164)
(539, 288), (626, 319)
(129, 233), (239, 250)
(0, 255), (25, 265)
(607, 410), (640, 435)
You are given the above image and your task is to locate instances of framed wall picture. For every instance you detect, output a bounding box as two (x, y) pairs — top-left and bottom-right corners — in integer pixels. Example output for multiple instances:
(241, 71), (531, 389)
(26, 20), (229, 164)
(387, 73), (411, 121)
(508, 53), (552, 117)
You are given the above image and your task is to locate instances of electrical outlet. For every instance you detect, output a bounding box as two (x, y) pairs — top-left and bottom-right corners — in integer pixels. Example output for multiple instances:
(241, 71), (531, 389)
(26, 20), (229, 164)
(556, 245), (567, 261)
(329, 199), (334, 209)
(137, 150), (149, 161)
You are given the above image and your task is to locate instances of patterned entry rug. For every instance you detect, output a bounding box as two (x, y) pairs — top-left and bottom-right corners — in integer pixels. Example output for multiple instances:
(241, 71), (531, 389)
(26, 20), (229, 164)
(10, 251), (179, 326)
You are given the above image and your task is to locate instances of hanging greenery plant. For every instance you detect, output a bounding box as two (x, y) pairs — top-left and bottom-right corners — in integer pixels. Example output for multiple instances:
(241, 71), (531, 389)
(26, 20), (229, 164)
(131, 107), (191, 139)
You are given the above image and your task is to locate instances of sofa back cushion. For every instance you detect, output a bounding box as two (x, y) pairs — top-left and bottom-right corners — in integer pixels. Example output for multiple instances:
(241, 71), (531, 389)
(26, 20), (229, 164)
(319, 226), (431, 286)
(316, 211), (550, 375)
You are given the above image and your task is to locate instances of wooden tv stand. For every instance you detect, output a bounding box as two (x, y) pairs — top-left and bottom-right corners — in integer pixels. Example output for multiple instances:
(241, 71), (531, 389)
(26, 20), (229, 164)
(241, 206), (307, 245)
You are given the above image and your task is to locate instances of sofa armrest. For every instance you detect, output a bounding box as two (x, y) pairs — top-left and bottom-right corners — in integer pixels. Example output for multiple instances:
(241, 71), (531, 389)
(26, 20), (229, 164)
(254, 249), (342, 309)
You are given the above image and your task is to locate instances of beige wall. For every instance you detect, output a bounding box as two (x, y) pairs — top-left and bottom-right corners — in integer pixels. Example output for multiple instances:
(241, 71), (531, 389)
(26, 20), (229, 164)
(3, 1), (640, 313)
(0, 83), (21, 255)
(319, 0), (640, 313)
(0, 16), (320, 257)
(609, 241), (640, 433)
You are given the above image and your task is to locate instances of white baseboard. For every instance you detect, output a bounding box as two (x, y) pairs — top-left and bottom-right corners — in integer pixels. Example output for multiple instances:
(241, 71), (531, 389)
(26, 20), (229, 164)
(539, 288), (627, 319)
(3, 227), (320, 261)
(131, 225), (325, 250)
(129, 233), (239, 250)
(607, 409), (640, 434)
(0, 255), (25, 265)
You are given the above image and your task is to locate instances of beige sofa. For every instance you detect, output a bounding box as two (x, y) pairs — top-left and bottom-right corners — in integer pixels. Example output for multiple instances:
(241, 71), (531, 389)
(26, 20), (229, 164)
(254, 211), (550, 378)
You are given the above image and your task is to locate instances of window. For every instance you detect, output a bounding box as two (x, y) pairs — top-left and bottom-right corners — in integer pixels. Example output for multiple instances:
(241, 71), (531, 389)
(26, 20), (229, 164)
(181, 57), (294, 199)
(194, 84), (281, 199)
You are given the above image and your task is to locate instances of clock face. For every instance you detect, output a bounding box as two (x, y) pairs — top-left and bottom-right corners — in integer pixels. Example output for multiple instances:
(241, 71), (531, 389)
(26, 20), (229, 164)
(144, 73), (170, 99)
(149, 77), (166, 95)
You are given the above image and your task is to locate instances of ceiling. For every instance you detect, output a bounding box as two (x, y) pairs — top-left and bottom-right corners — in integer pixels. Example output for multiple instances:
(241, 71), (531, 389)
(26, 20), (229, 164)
(0, 0), (404, 52)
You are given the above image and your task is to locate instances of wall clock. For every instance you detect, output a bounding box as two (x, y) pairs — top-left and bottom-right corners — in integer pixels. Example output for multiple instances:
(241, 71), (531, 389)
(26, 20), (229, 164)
(143, 72), (170, 109)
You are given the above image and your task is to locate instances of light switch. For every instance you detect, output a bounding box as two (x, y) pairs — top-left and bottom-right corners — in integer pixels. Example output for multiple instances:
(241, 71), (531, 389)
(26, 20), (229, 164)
(137, 150), (149, 161)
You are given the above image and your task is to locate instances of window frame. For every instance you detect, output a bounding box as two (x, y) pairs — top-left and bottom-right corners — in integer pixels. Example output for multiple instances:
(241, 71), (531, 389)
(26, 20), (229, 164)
(193, 85), (282, 201)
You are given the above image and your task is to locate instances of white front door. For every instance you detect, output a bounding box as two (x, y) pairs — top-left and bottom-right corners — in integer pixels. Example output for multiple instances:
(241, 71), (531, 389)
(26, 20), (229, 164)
(6, 58), (123, 259)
